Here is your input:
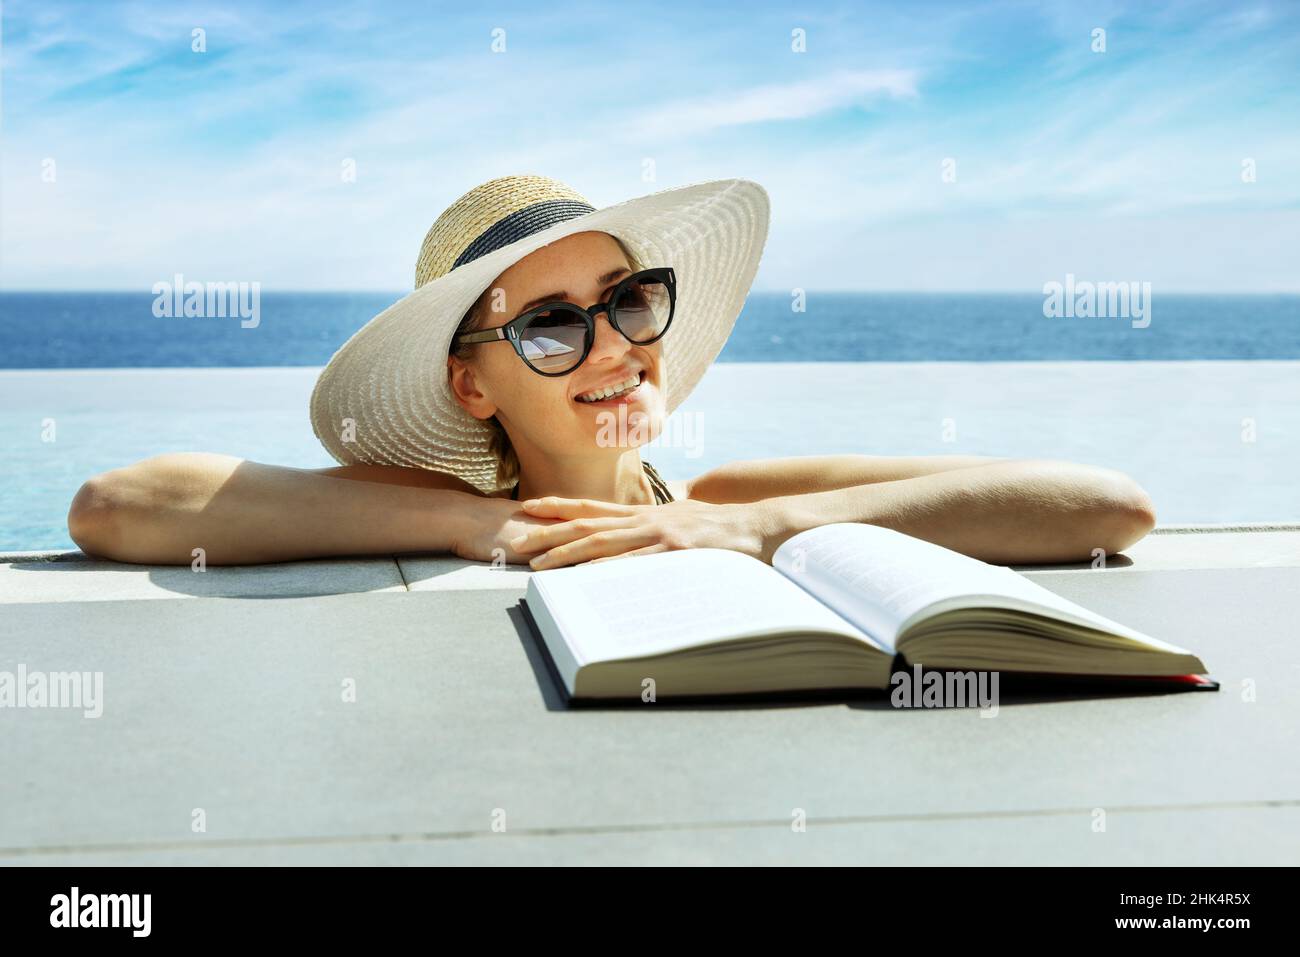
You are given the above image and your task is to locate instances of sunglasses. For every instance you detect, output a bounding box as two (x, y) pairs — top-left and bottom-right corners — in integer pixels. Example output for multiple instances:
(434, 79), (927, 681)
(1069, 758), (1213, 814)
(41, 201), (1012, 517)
(454, 267), (676, 376)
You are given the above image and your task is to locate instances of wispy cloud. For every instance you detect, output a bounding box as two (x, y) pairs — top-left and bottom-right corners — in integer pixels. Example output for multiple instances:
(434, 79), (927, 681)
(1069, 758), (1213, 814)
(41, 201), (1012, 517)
(637, 69), (919, 138)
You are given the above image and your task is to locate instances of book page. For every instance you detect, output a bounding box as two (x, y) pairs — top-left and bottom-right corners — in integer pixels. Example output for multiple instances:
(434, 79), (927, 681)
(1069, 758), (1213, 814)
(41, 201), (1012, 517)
(528, 547), (887, 666)
(772, 523), (1192, 654)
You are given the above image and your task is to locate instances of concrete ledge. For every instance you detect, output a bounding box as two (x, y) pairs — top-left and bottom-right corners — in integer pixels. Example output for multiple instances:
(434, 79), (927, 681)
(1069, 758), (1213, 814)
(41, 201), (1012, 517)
(1151, 523), (1300, 533)
(1015, 526), (1300, 573)
(0, 556), (407, 603)
(2, 567), (1295, 865)
(3, 526), (1297, 603)
(399, 556), (534, 592)
(0, 550), (89, 563)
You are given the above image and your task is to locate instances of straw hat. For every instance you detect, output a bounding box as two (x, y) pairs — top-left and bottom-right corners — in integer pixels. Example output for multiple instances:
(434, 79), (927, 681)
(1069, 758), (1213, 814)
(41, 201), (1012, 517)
(309, 174), (770, 492)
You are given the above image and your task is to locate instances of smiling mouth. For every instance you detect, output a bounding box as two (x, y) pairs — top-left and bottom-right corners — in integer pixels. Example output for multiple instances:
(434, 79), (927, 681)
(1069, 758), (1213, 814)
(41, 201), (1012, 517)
(574, 370), (647, 405)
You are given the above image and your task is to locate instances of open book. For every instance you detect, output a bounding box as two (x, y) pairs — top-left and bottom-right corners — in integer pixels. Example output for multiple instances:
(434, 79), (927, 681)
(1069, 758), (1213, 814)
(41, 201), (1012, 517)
(520, 522), (1214, 701)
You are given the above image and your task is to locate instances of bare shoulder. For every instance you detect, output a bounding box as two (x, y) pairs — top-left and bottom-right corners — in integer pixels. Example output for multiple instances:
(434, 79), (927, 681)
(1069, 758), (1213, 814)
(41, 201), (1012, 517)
(313, 462), (503, 496)
(684, 454), (1006, 504)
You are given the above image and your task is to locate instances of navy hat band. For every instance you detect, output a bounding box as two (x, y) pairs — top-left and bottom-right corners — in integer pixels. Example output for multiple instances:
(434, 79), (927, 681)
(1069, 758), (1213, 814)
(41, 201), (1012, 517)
(452, 199), (597, 270)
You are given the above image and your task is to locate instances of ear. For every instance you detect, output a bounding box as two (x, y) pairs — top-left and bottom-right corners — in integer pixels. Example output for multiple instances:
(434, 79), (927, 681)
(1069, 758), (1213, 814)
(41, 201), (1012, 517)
(447, 355), (497, 420)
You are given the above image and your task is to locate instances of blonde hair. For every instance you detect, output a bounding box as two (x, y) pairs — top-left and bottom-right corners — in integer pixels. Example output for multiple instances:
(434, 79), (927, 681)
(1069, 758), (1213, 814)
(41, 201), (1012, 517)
(448, 236), (643, 489)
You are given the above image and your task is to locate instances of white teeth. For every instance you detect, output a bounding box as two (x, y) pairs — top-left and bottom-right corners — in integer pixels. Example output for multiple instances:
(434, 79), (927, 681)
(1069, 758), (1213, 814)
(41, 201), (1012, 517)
(577, 373), (641, 403)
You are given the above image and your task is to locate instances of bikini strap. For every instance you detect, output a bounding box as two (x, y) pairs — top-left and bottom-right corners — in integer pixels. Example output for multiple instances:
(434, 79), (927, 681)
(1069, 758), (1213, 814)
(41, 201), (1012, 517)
(642, 460), (674, 505)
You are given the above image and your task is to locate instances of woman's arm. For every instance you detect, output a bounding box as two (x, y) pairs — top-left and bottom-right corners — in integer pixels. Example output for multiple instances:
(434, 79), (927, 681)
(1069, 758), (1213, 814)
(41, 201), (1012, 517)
(66, 452), (489, 565)
(686, 453), (1005, 503)
(513, 457), (1157, 568)
(750, 457), (1156, 565)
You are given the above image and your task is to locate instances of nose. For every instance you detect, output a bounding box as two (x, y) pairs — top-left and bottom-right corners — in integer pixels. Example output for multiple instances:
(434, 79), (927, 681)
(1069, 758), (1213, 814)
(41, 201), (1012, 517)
(583, 303), (631, 365)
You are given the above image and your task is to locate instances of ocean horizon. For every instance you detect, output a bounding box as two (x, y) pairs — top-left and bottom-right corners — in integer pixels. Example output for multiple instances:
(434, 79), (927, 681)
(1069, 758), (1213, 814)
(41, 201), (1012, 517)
(3, 291), (1299, 367)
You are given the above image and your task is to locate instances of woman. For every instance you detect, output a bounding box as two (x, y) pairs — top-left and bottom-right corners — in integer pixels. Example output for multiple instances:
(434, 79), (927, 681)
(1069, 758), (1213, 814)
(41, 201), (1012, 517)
(67, 175), (1155, 567)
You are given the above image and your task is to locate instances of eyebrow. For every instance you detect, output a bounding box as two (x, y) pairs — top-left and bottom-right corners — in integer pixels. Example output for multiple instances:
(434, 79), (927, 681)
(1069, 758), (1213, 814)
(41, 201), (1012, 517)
(511, 267), (631, 318)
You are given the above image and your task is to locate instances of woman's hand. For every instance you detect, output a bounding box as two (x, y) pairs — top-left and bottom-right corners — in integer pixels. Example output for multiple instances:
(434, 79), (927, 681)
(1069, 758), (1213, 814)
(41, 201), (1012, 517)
(447, 495), (578, 566)
(508, 497), (775, 569)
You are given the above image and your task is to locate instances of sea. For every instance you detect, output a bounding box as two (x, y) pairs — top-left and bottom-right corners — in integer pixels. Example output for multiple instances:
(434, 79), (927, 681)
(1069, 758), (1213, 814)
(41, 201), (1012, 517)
(2, 291), (1298, 367)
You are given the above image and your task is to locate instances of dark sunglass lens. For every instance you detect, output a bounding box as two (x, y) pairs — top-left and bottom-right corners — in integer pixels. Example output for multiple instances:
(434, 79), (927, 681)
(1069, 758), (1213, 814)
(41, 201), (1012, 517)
(520, 308), (588, 373)
(613, 277), (672, 343)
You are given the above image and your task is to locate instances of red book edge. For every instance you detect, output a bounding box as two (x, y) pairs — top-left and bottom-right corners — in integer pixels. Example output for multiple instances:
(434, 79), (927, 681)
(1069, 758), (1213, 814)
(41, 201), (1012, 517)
(965, 670), (1220, 692)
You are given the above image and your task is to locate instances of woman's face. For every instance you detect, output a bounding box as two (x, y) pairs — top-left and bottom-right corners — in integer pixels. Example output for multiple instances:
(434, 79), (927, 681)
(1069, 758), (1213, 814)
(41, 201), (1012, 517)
(448, 230), (667, 462)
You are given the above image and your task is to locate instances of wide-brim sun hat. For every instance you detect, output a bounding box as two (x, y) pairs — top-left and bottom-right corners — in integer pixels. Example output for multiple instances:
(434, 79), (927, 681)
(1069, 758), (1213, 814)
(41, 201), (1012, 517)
(309, 173), (771, 492)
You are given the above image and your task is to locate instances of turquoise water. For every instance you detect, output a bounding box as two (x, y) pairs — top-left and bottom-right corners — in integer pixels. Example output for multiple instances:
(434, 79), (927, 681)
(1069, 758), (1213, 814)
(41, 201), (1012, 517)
(4, 362), (1297, 552)
(1, 369), (332, 551)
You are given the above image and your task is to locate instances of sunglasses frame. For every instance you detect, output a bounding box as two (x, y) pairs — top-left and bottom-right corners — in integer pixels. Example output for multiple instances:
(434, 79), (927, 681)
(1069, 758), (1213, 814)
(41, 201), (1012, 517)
(454, 266), (676, 377)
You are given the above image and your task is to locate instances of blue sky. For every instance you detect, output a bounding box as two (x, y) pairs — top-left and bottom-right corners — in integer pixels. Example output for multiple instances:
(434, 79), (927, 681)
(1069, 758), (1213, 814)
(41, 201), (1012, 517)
(2, 0), (1297, 291)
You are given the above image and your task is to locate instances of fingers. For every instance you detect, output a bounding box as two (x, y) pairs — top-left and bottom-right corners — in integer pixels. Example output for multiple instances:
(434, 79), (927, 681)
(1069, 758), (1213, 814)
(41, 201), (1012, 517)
(519, 496), (638, 519)
(509, 515), (633, 554)
(527, 527), (658, 570)
(584, 543), (670, 564)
